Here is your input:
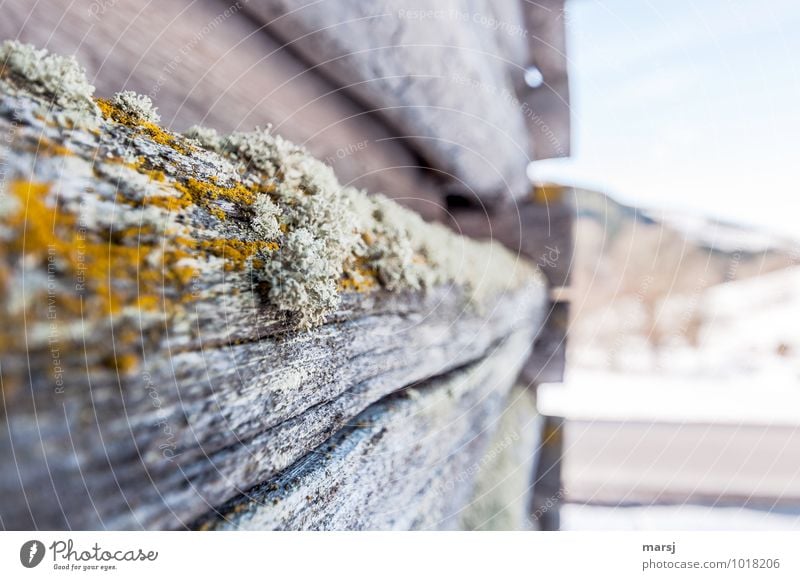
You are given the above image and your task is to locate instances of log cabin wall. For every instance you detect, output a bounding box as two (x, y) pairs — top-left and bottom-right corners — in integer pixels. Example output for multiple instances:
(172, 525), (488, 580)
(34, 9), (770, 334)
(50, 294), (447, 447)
(0, 0), (573, 530)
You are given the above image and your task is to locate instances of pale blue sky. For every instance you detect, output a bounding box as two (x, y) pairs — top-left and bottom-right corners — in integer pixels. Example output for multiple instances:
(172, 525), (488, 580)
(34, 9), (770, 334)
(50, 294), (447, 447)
(531, 0), (800, 236)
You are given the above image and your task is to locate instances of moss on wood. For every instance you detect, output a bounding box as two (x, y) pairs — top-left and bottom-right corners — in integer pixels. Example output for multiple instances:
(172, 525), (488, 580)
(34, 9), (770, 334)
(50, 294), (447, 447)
(0, 40), (537, 342)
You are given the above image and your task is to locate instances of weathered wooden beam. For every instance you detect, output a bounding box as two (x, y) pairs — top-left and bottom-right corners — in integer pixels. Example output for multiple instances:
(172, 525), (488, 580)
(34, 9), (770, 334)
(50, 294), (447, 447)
(202, 330), (534, 530)
(2, 283), (542, 529)
(0, 42), (547, 530)
(460, 385), (542, 531)
(0, 0), (449, 221)
(0, 0), (572, 210)
(447, 186), (574, 385)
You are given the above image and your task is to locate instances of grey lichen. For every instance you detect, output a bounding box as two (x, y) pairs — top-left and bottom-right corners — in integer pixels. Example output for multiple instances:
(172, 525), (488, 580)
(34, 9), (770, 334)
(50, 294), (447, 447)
(219, 127), (291, 177)
(110, 90), (160, 124)
(212, 127), (536, 327)
(258, 146), (363, 327)
(0, 40), (98, 116)
(226, 129), (535, 303)
(263, 228), (342, 328)
(184, 125), (222, 150)
(252, 194), (281, 241)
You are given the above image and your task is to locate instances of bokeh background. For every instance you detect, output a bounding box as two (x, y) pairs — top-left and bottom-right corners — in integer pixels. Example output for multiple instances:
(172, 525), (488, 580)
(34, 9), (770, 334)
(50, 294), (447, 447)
(533, 0), (800, 529)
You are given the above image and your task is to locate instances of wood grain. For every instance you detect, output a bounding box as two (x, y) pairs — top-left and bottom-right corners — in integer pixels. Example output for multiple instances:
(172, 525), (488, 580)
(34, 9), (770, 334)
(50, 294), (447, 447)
(0, 85), (546, 529)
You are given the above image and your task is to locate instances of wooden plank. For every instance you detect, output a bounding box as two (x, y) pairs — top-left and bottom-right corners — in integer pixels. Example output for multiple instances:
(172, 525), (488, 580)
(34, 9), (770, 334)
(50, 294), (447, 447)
(0, 284), (542, 529)
(448, 191), (574, 384)
(0, 0), (448, 221)
(0, 51), (547, 529)
(201, 329), (534, 530)
(238, 0), (536, 202)
(520, 0), (571, 159)
(461, 385), (541, 530)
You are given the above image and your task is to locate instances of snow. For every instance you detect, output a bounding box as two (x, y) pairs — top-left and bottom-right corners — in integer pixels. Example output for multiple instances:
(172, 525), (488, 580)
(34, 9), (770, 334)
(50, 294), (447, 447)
(538, 369), (800, 425)
(561, 504), (800, 531)
(548, 266), (800, 424)
(644, 208), (796, 254)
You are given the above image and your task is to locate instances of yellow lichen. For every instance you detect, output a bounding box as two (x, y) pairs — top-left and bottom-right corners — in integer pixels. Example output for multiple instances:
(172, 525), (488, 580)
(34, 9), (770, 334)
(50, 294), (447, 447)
(96, 98), (192, 155)
(174, 177), (258, 211)
(339, 261), (378, 293)
(194, 239), (278, 272)
(2, 42), (537, 337)
(33, 136), (73, 157)
(115, 164), (267, 220)
(101, 352), (139, 373)
(5, 179), (196, 317)
(531, 183), (564, 205)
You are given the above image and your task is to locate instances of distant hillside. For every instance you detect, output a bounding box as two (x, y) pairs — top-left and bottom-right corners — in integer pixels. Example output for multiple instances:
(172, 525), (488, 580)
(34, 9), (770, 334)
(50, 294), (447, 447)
(554, 185), (799, 368)
(567, 186), (797, 272)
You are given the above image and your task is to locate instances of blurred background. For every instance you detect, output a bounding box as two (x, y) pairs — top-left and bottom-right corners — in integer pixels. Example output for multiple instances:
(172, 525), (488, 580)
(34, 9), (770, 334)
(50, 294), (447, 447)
(533, 0), (800, 529)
